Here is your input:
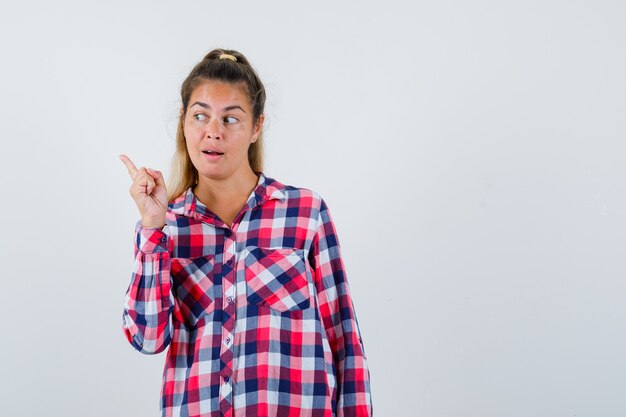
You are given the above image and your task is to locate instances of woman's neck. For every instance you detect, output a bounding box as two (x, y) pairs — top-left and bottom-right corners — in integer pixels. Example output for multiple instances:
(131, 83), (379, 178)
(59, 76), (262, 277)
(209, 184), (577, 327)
(193, 168), (260, 210)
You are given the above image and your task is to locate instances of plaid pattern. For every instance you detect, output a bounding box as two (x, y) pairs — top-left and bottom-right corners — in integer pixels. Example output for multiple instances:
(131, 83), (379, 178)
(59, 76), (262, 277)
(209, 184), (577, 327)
(122, 172), (373, 417)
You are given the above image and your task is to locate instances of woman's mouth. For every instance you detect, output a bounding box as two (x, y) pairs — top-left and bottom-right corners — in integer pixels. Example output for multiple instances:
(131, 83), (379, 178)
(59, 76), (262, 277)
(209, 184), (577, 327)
(202, 150), (224, 160)
(202, 148), (224, 162)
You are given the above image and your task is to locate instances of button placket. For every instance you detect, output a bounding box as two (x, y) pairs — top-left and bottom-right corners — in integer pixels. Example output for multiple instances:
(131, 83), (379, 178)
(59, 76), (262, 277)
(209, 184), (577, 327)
(219, 226), (236, 409)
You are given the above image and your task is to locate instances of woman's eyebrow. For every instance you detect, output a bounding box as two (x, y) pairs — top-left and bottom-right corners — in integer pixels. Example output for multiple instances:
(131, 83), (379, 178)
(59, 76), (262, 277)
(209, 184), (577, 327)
(190, 101), (246, 113)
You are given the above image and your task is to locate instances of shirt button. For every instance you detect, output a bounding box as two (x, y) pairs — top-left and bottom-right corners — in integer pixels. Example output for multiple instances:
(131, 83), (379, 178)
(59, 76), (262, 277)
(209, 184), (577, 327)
(224, 376), (230, 382)
(226, 258), (233, 266)
(224, 230), (232, 237)
(225, 337), (231, 344)
(160, 236), (167, 243)
(227, 296), (234, 303)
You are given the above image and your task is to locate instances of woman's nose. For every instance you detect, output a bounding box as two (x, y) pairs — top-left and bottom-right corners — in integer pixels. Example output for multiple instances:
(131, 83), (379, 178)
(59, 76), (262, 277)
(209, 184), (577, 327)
(205, 117), (223, 139)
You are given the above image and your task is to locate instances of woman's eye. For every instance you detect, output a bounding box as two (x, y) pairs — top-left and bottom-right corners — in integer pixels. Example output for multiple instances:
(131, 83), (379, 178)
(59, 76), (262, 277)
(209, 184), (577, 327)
(193, 114), (207, 121)
(224, 116), (238, 124)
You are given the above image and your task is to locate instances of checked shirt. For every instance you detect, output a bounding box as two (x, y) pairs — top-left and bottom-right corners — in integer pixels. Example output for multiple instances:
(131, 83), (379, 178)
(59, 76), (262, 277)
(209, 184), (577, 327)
(121, 172), (373, 417)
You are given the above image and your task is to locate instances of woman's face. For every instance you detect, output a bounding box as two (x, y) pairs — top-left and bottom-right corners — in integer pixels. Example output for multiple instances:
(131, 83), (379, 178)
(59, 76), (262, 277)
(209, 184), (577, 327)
(183, 79), (263, 181)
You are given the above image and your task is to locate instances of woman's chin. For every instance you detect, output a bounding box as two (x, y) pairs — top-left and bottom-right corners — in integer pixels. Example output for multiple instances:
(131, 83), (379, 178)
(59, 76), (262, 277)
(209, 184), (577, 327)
(196, 167), (230, 181)
(193, 159), (252, 182)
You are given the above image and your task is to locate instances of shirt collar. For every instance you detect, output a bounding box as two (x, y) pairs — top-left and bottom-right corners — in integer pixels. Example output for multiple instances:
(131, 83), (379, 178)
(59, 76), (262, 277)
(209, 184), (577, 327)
(170, 171), (286, 225)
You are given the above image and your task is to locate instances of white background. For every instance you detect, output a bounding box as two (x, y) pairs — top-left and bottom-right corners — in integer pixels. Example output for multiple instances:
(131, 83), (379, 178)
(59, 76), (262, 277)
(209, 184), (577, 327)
(1, 1), (625, 416)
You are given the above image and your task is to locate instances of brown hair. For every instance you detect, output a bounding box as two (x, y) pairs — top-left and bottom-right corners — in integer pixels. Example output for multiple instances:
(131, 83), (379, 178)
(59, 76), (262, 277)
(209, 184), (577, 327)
(167, 48), (266, 202)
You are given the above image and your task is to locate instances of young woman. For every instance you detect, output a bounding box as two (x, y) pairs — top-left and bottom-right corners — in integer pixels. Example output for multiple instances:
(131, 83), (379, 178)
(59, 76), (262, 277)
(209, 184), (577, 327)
(120, 48), (373, 417)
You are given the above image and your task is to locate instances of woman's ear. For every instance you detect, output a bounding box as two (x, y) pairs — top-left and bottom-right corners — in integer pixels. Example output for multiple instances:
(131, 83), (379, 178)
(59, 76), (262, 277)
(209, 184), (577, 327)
(252, 114), (265, 142)
(179, 107), (186, 129)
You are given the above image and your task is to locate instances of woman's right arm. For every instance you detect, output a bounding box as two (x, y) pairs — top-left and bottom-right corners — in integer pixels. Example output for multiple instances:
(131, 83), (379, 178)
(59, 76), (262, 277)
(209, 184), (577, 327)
(121, 222), (174, 354)
(119, 154), (172, 354)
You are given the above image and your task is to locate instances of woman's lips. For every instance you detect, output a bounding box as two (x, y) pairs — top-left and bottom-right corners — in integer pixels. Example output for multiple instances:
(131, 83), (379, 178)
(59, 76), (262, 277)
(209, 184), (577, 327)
(202, 150), (223, 161)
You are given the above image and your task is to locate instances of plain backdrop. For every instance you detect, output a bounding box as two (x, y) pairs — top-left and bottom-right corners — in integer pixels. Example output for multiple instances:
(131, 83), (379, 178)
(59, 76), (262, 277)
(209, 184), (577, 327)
(1, 1), (625, 416)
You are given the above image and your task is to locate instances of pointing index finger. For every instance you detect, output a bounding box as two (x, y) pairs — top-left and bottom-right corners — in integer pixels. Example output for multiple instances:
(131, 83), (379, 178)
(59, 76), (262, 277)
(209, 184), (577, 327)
(119, 154), (138, 178)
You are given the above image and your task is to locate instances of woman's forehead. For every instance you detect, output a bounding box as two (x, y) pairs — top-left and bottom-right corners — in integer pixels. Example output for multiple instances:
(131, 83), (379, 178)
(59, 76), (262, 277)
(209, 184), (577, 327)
(190, 80), (248, 103)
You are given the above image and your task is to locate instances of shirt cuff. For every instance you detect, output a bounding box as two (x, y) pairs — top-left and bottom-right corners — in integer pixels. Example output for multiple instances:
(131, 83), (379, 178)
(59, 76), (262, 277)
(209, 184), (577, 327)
(135, 220), (169, 254)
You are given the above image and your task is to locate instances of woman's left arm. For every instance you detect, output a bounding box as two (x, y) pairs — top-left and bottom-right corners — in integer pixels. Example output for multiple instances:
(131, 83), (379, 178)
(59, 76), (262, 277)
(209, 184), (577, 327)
(310, 197), (373, 417)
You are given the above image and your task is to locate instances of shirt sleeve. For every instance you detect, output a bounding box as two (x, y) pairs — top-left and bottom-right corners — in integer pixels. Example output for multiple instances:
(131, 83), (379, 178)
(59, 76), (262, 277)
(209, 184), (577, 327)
(121, 220), (174, 355)
(310, 197), (373, 417)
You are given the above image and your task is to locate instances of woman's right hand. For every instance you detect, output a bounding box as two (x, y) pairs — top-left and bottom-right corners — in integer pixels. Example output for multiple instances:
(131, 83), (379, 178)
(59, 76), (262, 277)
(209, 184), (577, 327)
(119, 154), (167, 228)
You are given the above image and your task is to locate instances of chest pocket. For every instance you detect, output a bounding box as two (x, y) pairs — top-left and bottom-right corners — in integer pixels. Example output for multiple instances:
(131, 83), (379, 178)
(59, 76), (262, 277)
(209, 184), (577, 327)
(171, 254), (217, 328)
(244, 247), (312, 312)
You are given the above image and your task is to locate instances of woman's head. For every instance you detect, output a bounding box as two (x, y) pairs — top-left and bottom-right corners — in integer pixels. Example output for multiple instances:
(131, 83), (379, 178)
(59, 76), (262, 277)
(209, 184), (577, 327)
(167, 48), (266, 201)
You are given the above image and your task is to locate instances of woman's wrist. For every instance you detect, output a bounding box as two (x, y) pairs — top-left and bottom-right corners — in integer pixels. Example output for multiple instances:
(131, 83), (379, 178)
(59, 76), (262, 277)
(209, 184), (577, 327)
(141, 219), (166, 229)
